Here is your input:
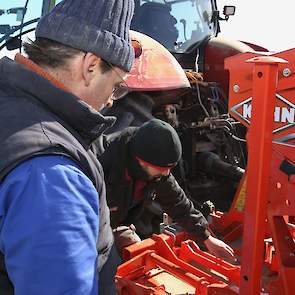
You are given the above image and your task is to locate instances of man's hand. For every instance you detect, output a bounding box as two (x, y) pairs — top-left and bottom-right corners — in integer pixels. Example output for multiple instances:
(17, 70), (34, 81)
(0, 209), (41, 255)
(204, 235), (236, 263)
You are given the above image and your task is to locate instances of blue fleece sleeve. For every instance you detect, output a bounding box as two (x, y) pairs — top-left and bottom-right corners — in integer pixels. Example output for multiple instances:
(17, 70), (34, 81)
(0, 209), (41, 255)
(0, 155), (99, 295)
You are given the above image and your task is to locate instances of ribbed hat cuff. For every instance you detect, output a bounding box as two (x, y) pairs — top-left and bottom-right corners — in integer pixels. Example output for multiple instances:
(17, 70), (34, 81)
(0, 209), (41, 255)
(36, 13), (134, 72)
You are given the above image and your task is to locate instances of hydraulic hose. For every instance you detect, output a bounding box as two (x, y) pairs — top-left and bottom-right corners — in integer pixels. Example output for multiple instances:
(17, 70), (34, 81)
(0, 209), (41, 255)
(196, 151), (244, 182)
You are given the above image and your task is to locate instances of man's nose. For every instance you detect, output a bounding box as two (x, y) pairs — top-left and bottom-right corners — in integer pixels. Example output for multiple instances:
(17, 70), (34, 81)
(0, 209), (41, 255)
(105, 97), (114, 108)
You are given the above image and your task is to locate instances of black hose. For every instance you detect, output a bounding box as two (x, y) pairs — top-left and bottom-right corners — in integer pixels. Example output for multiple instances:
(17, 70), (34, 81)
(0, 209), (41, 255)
(19, 0), (30, 53)
(196, 151), (245, 181)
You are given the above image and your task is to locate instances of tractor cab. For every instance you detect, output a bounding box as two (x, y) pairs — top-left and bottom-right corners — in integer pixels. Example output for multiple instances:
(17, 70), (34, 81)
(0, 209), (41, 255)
(131, 0), (234, 54)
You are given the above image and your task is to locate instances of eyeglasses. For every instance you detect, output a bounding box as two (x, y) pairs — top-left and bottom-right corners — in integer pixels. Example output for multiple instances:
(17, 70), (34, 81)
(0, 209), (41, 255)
(103, 60), (130, 101)
(103, 40), (143, 100)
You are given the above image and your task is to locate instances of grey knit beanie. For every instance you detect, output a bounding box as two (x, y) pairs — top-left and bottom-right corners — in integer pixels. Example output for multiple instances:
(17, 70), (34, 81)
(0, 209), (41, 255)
(35, 0), (135, 72)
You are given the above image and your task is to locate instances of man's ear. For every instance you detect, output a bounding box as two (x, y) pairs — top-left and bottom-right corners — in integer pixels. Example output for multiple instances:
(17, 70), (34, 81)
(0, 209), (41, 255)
(82, 53), (101, 86)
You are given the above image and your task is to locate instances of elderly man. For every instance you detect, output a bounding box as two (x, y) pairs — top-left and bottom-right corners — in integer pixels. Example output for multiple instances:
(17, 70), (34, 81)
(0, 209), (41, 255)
(0, 0), (134, 294)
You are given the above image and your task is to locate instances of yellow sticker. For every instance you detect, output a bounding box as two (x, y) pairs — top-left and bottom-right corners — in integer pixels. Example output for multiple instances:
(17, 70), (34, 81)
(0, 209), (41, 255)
(234, 178), (247, 212)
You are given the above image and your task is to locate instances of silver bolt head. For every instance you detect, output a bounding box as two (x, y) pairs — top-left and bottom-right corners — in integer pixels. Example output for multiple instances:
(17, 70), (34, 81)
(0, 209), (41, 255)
(283, 68), (291, 77)
(233, 84), (240, 93)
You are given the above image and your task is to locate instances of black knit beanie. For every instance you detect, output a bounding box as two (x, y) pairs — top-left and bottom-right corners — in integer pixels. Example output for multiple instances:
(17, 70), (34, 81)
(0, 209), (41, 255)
(130, 119), (182, 167)
(35, 0), (135, 72)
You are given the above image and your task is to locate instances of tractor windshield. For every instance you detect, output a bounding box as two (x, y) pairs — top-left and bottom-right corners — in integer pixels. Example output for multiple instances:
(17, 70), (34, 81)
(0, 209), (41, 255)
(0, 0), (64, 57)
(132, 0), (217, 53)
(0, 1), (43, 55)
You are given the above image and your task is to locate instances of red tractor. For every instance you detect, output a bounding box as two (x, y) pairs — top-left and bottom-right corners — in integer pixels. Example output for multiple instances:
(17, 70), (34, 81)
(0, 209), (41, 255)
(103, 0), (256, 215)
(114, 48), (295, 295)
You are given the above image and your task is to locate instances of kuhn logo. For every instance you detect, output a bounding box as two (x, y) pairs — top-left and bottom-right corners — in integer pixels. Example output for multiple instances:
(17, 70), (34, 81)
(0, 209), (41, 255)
(231, 94), (295, 134)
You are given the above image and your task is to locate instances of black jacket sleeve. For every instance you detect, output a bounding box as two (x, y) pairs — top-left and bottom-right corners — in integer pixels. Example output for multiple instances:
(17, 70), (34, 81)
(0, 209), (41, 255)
(152, 174), (210, 241)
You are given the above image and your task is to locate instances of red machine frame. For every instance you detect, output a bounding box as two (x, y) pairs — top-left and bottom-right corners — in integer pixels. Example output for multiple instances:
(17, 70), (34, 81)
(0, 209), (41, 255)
(116, 49), (295, 294)
(225, 50), (295, 295)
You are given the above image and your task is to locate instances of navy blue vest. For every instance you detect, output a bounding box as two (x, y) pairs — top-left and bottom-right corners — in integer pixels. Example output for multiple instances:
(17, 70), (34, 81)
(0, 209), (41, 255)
(0, 57), (115, 294)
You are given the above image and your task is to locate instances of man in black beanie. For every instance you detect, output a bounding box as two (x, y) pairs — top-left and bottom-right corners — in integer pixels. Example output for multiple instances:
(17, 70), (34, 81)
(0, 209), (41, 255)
(0, 1), (135, 295)
(97, 119), (235, 262)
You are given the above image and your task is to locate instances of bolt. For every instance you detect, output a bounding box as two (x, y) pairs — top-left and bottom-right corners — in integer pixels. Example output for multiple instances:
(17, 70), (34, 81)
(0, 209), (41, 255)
(282, 68), (291, 77)
(233, 84), (240, 93)
(290, 252), (295, 257)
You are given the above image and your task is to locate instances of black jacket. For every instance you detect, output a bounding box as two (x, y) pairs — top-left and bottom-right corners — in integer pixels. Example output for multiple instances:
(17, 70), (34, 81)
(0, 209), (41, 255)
(96, 128), (210, 241)
(0, 57), (114, 294)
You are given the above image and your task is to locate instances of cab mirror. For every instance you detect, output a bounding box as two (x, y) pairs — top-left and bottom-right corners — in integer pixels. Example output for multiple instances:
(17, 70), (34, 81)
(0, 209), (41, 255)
(223, 5), (236, 17)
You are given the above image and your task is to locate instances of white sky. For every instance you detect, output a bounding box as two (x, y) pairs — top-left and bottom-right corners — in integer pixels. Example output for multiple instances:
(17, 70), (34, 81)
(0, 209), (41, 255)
(217, 0), (295, 52)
